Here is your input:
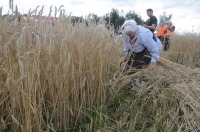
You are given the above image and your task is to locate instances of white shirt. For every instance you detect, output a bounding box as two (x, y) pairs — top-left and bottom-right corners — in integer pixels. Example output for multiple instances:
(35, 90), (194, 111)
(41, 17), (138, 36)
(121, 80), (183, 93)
(124, 26), (162, 62)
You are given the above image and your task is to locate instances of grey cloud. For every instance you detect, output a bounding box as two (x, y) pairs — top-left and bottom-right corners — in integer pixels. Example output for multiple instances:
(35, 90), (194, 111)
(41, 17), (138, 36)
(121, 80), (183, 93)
(162, 0), (200, 9)
(100, 0), (136, 7)
(106, 0), (124, 1)
(102, 0), (132, 2)
(191, 7), (199, 12)
(162, 3), (181, 9)
(174, 14), (186, 19)
(70, 0), (86, 5)
(190, 14), (200, 19)
(161, 0), (200, 18)
(192, 3), (200, 13)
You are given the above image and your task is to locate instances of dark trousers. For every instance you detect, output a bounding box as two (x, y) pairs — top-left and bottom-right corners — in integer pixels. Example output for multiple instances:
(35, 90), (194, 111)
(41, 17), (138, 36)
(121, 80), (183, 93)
(158, 36), (165, 43)
(164, 37), (170, 51)
(127, 48), (151, 69)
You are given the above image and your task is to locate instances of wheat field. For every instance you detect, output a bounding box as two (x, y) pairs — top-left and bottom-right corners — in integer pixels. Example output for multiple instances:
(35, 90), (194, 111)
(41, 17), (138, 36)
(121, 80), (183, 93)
(161, 31), (200, 67)
(0, 12), (200, 132)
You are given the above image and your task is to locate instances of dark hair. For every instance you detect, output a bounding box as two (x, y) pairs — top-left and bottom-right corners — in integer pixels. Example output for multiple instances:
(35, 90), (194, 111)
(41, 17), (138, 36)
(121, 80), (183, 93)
(146, 8), (153, 12)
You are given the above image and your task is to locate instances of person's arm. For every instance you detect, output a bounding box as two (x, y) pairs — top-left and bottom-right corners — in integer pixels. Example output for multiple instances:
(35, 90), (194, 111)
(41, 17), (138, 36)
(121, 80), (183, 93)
(168, 26), (175, 31)
(144, 17), (157, 30)
(124, 35), (130, 60)
(144, 24), (156, 30)
(165, 26), (175, 37)
(142, 33), (160, 70)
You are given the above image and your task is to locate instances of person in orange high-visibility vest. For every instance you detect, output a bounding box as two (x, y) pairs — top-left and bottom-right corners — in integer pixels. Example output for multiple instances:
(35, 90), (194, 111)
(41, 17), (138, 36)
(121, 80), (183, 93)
(164, 21), (175, 51)
(157, 22), (167, 43)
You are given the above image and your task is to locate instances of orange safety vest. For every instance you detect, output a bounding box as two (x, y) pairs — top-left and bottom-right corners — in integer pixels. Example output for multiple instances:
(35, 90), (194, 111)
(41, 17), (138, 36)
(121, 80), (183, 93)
(157, 26), (167, 37)
(165, 25), (175, 36)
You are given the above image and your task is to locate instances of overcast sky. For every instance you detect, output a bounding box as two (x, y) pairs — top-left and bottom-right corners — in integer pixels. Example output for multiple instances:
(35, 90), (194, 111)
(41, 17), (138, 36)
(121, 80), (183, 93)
(1, 0), (200, 33)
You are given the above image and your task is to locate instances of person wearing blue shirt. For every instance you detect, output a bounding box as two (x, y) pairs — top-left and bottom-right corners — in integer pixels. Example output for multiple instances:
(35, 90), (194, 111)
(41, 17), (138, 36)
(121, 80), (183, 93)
(122, 19), (162, 71)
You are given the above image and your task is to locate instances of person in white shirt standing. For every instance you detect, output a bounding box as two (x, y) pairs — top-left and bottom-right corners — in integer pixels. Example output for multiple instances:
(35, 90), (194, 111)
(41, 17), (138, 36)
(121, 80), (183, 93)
(122, 19), (162, 71)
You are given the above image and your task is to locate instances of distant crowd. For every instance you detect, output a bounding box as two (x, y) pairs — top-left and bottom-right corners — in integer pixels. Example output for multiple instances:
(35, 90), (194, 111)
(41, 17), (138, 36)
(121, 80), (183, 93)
(157, 21), (175, 51)
(144, 8), (175, 51)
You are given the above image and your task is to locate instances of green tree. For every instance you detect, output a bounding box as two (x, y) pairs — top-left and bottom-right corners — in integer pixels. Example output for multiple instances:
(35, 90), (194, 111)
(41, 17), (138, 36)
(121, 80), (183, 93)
(103, 8), (125, 31)
(125, 11), (144, 25)
(109, 8), (120, 30)
(159, 12), (172, 25)
(104, 9), (144, 31)
(88, 13), (100, 25)
(104, 13), (110, 25)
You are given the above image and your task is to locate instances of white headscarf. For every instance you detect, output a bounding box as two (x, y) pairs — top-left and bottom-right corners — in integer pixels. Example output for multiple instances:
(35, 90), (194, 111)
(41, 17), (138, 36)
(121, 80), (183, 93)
(121, 19), (137, 34)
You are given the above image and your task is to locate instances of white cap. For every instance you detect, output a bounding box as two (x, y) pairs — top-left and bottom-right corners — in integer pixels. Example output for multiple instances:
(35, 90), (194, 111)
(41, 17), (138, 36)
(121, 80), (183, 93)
(121, 19), (137, 34)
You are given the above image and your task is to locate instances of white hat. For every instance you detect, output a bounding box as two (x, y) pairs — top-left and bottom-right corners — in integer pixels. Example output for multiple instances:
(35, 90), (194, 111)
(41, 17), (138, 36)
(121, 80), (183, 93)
(121, 19), (137, 33)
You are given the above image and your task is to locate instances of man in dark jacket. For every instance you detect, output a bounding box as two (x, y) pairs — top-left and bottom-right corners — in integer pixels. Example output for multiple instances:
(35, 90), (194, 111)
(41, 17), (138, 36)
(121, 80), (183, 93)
(144, 8), (157, 33)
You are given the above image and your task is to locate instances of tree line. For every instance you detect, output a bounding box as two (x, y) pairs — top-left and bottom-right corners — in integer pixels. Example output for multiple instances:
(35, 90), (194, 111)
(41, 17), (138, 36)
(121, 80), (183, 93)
(88, 8), (172, 33)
